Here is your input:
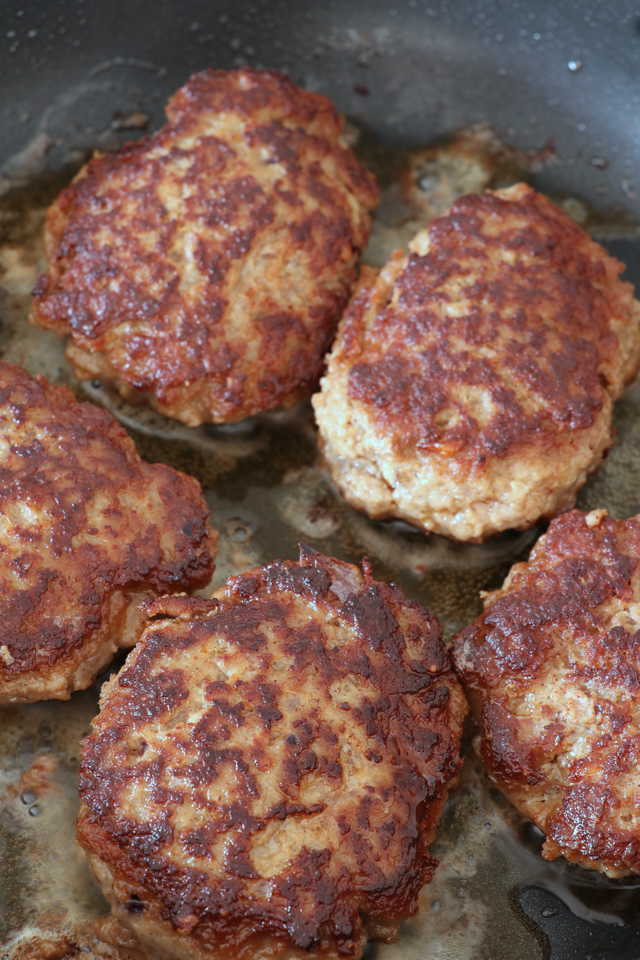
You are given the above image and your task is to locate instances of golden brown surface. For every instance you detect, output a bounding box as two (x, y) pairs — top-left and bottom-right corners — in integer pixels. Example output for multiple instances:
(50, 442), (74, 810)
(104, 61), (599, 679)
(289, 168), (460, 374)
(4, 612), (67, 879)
(453, 508), (640, 877)
(312, 183), (640, 541)
(77, 546), (467, 960)
(0, 361), (216, 704)
(30, 68), (379, 426)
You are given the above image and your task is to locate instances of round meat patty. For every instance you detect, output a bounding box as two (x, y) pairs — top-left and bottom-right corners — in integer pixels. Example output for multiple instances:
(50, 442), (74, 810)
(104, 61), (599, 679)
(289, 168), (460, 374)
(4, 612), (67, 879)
(0, 361), (217, 704)
(77, 546), (467, 960)
(312, 183), (640, 542)
(30, 67), (379, 426)
(453, 508), (640, 877)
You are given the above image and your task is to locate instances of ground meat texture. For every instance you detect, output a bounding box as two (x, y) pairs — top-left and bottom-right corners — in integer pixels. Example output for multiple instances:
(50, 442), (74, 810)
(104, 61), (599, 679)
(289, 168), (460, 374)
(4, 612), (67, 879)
(453, 508), (640, 877)
(312, 184), (640, 542)
(30, 67), (379, 426)
(0, 361), (217, 704)
(77, 546), (467, 960)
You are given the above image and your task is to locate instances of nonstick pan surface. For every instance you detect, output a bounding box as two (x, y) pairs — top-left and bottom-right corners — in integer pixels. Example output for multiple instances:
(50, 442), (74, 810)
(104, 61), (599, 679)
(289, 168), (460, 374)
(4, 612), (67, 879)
(2, 2), (640, 958)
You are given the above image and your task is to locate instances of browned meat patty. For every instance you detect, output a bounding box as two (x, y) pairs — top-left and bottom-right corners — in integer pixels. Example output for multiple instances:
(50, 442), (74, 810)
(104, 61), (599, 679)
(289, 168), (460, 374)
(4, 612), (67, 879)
(77, 546), (467, 960)
(0, 361), (217, 704)
(30, 68), (379, 426)
(312, 183), (640, 542)
(453, 508), (640, 877)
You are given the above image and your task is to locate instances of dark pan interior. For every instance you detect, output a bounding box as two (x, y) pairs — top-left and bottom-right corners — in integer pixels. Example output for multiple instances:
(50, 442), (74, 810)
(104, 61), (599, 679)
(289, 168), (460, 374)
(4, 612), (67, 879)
(3, 0), (640, 224)
(2, 1), (640, 958)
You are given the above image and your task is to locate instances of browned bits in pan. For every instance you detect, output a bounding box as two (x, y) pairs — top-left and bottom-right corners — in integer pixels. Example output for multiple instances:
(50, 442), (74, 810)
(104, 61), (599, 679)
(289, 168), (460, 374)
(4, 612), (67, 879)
(77, 546), (467, 960)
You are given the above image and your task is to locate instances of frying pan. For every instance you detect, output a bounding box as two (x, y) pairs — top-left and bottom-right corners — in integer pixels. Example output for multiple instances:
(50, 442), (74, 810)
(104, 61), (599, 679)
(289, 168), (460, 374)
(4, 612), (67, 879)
(2, 1), (640, 958)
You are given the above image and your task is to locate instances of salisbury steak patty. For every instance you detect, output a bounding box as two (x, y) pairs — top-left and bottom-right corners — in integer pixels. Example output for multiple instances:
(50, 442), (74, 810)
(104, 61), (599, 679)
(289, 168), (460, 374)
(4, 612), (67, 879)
(30, 67), (379, 426)
(0, 361), (216, 704)
(453, 508), (640, 877)
(77, 546), (467, 960)
(312, 183), (640, 541)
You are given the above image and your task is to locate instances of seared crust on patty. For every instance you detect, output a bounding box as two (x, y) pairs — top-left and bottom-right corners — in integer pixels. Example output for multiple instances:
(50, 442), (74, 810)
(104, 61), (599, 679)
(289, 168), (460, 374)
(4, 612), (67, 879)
(453, 508), (640, 877)
(312, 183), (640, 541)
(0, 361), (216, 704)
(30, 68), (379, 426)
(77, 546), (467, 960)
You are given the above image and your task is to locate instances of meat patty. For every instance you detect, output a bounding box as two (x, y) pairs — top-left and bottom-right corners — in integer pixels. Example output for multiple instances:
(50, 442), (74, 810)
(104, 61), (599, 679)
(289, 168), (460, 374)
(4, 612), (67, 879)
(0, 361), (217, 704)
(77, 546), (467, 960)
(312, 183), (640, 542)
(30, 68), (379, 426)
(453, 508), (640, 877)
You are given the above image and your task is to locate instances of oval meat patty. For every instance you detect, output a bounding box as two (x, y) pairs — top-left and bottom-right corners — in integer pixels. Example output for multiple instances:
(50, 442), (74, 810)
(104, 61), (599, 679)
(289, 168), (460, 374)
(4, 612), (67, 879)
(312, 183), (640, 542)
(30, 67), (379, 426)
(77, 546), (467, 960)
(453, 508), (640, 877)
(0, 361), (217, 704)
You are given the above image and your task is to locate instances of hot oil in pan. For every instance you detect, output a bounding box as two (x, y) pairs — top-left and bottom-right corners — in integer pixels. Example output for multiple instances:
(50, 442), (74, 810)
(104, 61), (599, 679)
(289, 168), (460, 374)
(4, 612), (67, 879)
(1, 127), (640, 959)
